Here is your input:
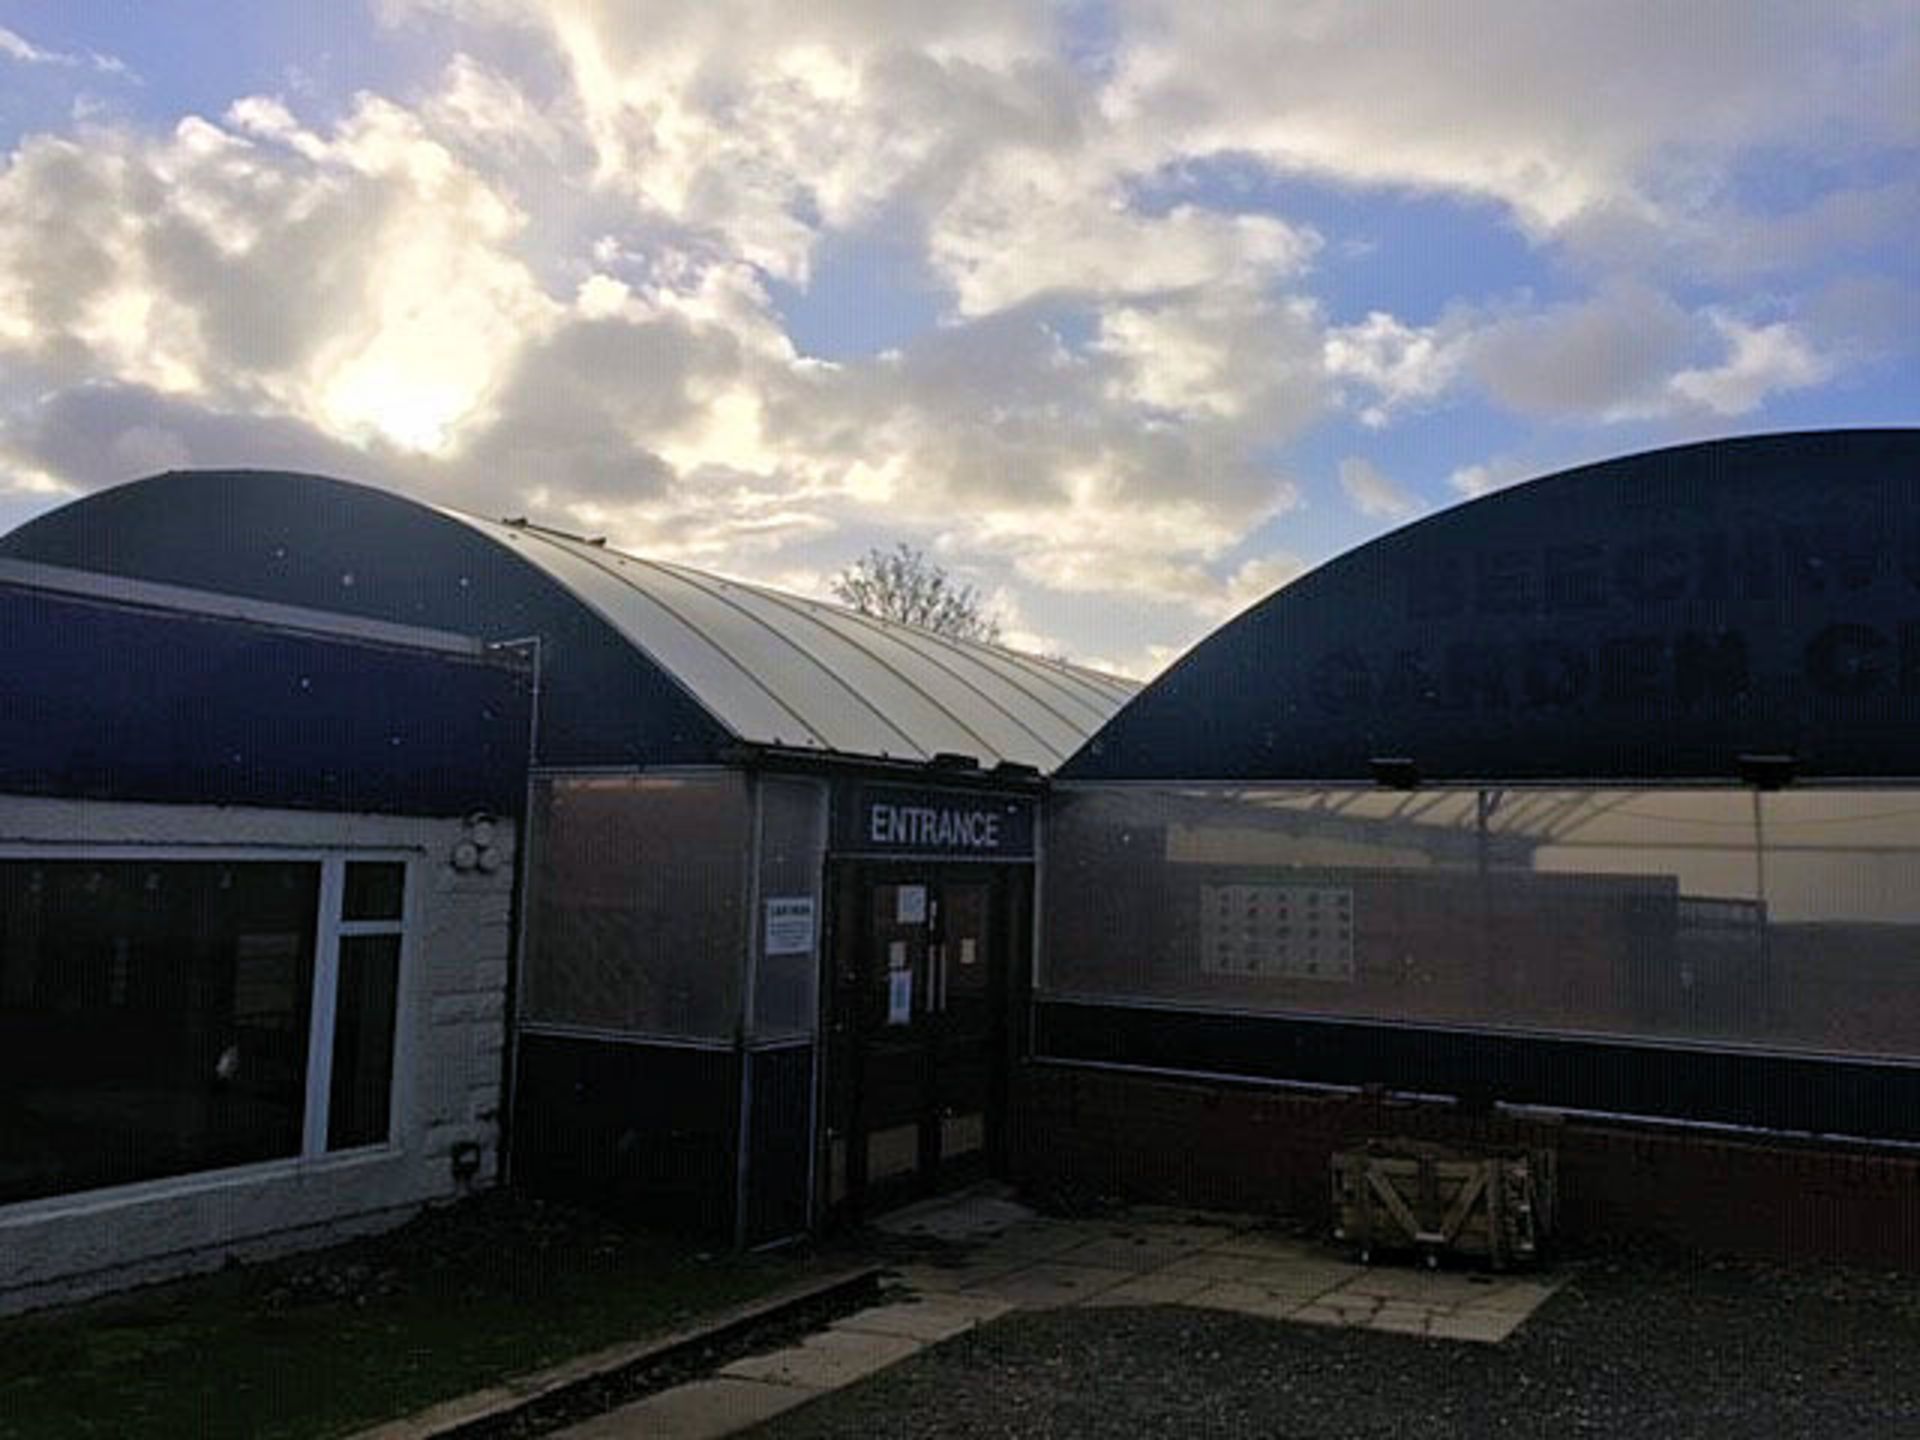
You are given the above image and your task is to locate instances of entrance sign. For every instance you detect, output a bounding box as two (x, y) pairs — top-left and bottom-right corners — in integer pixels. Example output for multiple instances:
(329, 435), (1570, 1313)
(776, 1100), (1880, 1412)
(836, 785), (1036, 859)
(763, 896), (815, 956)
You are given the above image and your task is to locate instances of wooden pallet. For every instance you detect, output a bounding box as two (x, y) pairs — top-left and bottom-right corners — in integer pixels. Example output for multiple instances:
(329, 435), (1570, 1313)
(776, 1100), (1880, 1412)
(1331, 1139), (1555, 1270)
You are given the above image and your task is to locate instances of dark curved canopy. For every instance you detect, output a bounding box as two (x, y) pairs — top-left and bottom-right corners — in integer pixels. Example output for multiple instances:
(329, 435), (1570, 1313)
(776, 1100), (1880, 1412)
(1065, 429), (1920, 783)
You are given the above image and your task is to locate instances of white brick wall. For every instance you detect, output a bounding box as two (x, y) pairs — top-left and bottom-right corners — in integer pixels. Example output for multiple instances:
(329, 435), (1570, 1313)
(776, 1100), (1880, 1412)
(0, 794), (518, 1314)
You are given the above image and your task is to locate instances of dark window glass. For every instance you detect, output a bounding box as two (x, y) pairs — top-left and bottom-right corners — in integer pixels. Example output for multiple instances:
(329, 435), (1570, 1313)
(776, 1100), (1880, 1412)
(342, 862), (405, 923)
(0, 861), (318, 1205)
(327, 933), (401, 1149)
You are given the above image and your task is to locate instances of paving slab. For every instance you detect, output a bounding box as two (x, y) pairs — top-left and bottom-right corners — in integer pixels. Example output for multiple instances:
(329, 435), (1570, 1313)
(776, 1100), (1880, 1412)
(874, 1186), (1037, 1243)
(1459, 1279), (1559, 1313)
(962, 1259), (1137, 1306)
(833, 1295), (1013, 1343)
(1077, 1270), (1218, 1308)
(1125, 1216), (1244, 1238)
(1292, 1302), (1369, 1328)
(1181, 1281), (1306, 1319)
(1240, 1259), (1359, 1295)
(1427, 1309), (1528, 1342)
(959, 1225), (1098, 1265)
(552, 1378), (813, 1440)
(1369, 1304), (1437, 1336)
(1209, 1232), (1331, 1262)
(1340, 1269), (1497, 1304)
(1064, 1232), (1210, 1271)
(1163, 1249), (1288, 1282)
(718, 1328), (924, 1391)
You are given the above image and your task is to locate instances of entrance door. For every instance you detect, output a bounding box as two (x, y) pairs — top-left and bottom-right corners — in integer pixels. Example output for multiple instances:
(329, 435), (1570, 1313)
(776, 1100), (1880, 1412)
(827, 865), (1017, 1213)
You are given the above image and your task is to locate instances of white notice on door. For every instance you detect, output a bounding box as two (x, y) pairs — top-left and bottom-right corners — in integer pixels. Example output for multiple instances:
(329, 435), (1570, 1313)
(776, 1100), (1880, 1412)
(896, 885), (928, 924)
(888, 968), (913, 1024)
(763, 897), (815, 956)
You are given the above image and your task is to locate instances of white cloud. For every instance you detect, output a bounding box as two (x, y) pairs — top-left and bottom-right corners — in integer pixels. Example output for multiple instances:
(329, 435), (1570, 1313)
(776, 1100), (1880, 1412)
(1448, 456), (1535, 500)
(1096, 286), (1324, 425)
(0, 24), (134, 79)
(1667, 315), (1829, 416)
(934, 157), (1317, 315)
(1104, 1), (1917, 237)
(1338, 457), (1423, 521)
(1323, 311), (1467, 425)
(1214, 550), (1309, 618)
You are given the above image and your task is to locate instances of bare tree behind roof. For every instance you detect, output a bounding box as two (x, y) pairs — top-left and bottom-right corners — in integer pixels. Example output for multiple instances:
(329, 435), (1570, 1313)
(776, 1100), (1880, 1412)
(831, 542), (1002, 644)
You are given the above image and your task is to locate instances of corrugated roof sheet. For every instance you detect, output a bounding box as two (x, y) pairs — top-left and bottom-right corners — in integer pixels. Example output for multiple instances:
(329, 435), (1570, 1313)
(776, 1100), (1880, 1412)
(439, 510), (1139, 770)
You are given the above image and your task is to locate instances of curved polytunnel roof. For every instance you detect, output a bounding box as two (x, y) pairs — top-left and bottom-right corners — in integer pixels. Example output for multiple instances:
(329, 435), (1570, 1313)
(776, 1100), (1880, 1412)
(1065, 430), (1920, 784)
(0, 469), (1134, 771)
(440, 510), (1135, 767)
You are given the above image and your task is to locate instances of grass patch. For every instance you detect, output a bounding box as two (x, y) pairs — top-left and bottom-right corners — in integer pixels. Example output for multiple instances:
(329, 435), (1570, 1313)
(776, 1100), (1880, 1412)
(0, 1193), (830, 1440)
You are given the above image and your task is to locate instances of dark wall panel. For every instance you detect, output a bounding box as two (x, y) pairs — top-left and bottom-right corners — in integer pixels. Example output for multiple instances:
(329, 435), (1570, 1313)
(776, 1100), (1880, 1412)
(1, 583), (528, 816)
(743, 1044), (815, 1246)
(513, 1033), (739, 1240)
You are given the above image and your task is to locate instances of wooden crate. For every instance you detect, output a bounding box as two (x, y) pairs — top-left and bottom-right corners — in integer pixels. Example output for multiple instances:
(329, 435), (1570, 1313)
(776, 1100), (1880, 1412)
(1331, 1138), (1555, 1270)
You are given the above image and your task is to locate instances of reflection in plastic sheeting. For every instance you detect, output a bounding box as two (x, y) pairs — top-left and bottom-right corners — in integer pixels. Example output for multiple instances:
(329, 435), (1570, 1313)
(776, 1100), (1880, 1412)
(1045, 784), (1920, 1060)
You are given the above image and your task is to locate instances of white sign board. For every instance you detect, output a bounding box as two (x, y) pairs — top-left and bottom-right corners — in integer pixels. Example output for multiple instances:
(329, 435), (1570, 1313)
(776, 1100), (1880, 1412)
(1200, 884), (1355, 981)
(763, 896), (815, 956)
(896, 885), (928, 924)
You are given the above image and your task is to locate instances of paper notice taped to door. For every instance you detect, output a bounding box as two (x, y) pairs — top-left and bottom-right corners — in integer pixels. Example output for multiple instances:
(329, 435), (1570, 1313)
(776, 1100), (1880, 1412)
(888, 968), (913, 1025)
(896, 885), (927, 924)
(888, 939), (908, 970)
(959, 937), (977, 966)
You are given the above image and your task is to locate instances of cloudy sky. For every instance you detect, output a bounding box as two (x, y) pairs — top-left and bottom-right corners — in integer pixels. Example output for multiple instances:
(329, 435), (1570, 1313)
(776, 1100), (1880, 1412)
(0, 2), (1914, 675)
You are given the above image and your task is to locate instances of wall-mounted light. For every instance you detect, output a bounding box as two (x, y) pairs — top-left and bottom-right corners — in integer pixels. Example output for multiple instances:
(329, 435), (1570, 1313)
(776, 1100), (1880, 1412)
(1737, 753), (1798, 791)
(1368, 756), (1421, 791)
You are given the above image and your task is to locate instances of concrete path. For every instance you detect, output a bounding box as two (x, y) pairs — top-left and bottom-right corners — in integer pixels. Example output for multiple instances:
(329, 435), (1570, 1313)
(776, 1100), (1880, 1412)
(554, 1188), (1566, 1438)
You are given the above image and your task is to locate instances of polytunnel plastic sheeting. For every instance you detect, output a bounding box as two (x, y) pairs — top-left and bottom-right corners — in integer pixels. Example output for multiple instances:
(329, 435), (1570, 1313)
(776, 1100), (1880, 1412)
(1044, 782), (1920, 1062)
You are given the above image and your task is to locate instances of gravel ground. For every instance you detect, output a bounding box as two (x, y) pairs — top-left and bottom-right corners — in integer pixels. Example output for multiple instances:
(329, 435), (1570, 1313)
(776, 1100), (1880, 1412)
(744, 1247), (1920, 1438)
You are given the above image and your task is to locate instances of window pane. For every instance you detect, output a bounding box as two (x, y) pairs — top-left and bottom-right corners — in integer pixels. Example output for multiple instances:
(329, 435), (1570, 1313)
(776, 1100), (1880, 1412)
(327, 933), (401, 1149)
(524, 775), (748, 1040)
(754, 778), (826, 1040)
(342, 862), (405, 923)
(0, 861), (318, 1205)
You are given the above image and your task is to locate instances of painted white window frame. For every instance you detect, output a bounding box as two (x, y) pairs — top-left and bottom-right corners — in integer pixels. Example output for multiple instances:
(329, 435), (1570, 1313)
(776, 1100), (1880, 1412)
(306, 856), (413, 1156)
(0, 843), (418, 1200)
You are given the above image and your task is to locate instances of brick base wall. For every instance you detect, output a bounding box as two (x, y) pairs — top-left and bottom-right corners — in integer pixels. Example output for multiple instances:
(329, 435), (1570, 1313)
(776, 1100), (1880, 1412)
(1011, 1062), (1920, 1268)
